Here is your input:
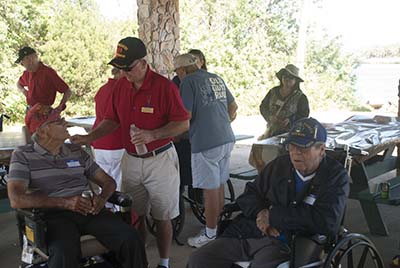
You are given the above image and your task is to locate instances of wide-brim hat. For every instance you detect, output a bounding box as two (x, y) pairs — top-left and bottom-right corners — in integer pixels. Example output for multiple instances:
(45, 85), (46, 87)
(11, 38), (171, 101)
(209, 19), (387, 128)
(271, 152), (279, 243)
(276, 64), (304, 82)
(108, 37), (147, 69)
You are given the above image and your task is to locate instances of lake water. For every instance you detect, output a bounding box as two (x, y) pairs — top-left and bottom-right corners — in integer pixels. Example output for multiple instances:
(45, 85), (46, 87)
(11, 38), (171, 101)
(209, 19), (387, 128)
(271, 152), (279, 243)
(354, 63), (400, 105)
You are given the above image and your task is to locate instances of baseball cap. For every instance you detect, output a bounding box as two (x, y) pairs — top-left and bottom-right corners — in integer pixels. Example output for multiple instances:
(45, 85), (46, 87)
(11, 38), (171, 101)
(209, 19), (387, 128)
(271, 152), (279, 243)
(284, 118), (327, 148)
(173, 53), (197, 70)
(15, 46), (36, 64)
(108, 37), (147, 69)
(25, 104), (62, 134)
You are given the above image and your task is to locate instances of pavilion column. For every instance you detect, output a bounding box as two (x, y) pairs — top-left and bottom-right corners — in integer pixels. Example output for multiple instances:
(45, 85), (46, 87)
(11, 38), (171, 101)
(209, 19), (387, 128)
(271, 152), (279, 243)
(136, 0), (180, 78)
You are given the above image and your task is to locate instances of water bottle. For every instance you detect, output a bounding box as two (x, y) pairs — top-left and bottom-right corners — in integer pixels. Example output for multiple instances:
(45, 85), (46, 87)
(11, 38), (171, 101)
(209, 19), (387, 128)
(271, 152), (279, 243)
(130, 124), (148, 155)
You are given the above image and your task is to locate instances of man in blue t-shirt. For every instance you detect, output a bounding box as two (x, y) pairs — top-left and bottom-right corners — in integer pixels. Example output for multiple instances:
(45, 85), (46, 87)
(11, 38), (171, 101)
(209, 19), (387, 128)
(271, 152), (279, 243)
(174, 53), (238, 248)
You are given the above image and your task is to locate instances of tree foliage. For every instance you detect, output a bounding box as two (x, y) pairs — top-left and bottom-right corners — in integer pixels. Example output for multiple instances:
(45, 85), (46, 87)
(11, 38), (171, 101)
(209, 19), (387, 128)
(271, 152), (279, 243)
(0, 0), (136, 121)
(1, 0), (362, 123)
(179, 0), (361, 114)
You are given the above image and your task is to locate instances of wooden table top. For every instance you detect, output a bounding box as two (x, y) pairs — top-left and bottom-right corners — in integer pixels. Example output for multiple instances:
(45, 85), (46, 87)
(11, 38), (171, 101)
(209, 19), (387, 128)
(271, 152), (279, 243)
(0, 131), (25, 163)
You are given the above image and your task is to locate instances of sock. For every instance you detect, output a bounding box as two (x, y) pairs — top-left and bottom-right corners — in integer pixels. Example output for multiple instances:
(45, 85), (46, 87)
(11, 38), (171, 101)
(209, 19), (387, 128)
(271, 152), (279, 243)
(159, 258), (169, 267)
(205, 227), (217, 238)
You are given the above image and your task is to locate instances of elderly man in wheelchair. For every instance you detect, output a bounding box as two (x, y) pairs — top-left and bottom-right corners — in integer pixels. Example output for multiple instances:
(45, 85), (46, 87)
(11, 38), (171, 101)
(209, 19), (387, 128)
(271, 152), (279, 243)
(187, 117), (351, 268)
(6, 104), (147, 268)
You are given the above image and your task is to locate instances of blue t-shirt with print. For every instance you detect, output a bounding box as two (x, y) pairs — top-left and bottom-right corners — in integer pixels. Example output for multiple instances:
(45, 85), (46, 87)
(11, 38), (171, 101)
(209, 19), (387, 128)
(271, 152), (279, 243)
(180, 69), (235, 153)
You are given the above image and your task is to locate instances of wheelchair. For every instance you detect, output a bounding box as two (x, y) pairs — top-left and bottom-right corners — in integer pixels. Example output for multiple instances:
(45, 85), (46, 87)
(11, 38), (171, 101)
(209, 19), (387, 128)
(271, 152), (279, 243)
(218, 202), (385, 268)
(16, 191), (133, 268)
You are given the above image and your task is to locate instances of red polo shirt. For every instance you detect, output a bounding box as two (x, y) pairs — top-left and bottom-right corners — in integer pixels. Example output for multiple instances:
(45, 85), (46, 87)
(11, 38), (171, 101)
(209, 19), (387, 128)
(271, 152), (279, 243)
(104, 67), (189, 154)
(18, 62), (69, 106)
(92, 78), (123, 150)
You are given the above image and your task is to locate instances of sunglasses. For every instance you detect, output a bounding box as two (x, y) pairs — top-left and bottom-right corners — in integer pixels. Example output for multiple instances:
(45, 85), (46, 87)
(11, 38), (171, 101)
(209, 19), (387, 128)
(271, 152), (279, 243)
(121, 60), (141, 72)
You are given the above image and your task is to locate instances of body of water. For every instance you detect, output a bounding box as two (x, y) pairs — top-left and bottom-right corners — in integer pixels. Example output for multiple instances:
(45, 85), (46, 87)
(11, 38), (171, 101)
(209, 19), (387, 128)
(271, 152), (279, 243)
(354, 63), (400, 105)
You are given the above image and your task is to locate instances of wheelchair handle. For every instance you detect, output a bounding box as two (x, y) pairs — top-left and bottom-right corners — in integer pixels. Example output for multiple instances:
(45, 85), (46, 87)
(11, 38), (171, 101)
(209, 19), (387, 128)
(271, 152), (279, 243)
(108, 191), (132, 207)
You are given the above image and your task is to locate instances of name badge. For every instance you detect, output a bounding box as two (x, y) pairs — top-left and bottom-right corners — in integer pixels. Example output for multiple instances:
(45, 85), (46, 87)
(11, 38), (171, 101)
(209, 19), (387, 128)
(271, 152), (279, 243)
(66, 160), (81, 168)
(141, 107), (154, 114)
(304, 194), (317, 205)
(275, 99), (285, 107)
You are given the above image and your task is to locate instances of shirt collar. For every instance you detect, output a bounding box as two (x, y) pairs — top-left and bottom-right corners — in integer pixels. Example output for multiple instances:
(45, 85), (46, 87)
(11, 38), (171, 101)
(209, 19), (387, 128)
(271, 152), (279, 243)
(33, 142), (69, 157)
(139, 65), (154, 90)
(295, 169), (315, 182)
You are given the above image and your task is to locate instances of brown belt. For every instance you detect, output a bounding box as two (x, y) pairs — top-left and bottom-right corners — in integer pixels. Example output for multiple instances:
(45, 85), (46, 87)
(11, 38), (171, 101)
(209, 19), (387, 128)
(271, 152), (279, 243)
(127, 142), (173, 158)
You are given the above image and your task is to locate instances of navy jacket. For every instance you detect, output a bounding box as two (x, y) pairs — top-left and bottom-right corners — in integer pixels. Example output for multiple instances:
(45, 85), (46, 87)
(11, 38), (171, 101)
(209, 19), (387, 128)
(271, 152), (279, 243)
(222, 154), (349, 239)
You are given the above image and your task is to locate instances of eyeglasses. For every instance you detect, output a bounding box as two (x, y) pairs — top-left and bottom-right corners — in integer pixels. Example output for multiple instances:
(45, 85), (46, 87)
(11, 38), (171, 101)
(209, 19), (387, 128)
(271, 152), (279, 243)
(121, 60), (141, 72)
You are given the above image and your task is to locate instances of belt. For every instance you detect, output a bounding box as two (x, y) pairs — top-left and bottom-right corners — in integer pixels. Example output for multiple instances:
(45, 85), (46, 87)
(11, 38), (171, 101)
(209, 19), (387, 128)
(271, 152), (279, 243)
(128, 142), (173, 158)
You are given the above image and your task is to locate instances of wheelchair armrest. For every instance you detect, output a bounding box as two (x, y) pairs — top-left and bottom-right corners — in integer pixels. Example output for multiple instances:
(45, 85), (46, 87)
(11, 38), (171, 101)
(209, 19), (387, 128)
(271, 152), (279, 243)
(107, 191), (132, 207)
(222, 202), (240, 214)
(16, 208), (45, 220)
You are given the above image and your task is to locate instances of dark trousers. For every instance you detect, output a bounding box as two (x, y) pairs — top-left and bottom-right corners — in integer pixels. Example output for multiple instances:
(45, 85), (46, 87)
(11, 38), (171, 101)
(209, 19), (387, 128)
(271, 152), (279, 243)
(174, 139), (192, 189)
(187, 237), (290, 268)
(45, 209), (147, 268)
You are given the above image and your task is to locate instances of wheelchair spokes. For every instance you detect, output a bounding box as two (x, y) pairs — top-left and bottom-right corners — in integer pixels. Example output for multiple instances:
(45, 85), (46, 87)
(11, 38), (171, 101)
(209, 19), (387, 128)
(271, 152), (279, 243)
(184, 180), (235, 224)
(324, 233), (384, 268)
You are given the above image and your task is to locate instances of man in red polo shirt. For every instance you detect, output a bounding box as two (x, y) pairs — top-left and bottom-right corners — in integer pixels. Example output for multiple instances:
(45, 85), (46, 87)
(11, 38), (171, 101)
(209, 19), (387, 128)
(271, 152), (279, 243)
(15, 46), (72, 112)
(71, 37), (189, 268)
(92, 67), (124, 211)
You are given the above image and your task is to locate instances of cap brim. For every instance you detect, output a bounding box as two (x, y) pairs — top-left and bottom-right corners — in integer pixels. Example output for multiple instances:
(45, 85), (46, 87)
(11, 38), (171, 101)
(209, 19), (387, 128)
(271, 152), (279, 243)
(284, 136), (315, 148)
(46, 111), (62, 123)
(108, 58), (131, 69)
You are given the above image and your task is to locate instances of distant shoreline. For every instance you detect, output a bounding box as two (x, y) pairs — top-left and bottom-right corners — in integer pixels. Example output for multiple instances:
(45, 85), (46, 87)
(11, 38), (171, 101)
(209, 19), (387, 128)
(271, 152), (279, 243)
(361, 57), (400, 64)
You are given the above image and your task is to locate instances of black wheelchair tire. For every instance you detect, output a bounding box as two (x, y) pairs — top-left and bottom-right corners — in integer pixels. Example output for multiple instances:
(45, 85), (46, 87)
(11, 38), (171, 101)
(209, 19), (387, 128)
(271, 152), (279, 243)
(323, 233), (384, 268)
(189, 179), (235, 225)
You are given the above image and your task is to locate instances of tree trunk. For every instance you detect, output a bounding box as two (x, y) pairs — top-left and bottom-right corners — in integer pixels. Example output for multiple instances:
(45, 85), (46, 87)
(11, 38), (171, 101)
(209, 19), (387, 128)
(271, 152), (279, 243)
(136, 0), (180, 78)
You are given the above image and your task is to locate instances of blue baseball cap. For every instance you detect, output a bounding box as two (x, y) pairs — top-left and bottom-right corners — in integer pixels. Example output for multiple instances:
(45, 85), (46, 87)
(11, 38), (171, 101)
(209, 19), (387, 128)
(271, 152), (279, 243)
(284, 118), (327, 148)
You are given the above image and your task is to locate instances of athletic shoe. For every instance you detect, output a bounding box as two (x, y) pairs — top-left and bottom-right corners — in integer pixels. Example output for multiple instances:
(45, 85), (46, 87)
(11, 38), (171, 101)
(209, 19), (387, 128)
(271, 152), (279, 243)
(187, 230), (216, 248)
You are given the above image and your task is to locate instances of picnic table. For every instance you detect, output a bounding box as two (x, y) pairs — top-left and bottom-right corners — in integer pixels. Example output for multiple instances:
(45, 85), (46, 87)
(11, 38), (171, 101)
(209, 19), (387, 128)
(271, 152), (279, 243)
(0, 131), (25, 165)
(0, 130), (25, 201)
(66, 116), (254, 142)
(249, 114), (400, 236)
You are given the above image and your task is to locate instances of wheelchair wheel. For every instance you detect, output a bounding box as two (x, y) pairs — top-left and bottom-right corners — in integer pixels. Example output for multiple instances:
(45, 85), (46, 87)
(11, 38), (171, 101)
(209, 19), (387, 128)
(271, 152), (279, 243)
(323, 233), (384, 268)
(146, 194), (185, 240)
(188, 179), (235, 224)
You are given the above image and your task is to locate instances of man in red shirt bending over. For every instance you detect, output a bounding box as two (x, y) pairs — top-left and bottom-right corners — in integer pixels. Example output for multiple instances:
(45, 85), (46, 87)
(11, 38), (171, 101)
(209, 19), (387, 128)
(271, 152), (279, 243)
(15, 46), (72, 112)
(71, 37), (189, 268)
(92, 67), (125, 211)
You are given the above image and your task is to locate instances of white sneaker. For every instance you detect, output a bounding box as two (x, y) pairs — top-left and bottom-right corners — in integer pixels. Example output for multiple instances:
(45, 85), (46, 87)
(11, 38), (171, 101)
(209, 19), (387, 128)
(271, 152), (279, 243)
(187, 230), (216, 248)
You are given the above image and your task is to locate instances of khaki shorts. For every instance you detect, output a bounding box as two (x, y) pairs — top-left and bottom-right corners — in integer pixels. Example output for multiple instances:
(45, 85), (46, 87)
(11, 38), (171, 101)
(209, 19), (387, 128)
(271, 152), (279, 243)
(121, 145), (180, 220)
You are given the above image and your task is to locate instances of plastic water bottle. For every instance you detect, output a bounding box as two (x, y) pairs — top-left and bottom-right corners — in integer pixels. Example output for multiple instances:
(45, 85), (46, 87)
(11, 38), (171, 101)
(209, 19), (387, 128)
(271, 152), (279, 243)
(130, 124), (148, 155)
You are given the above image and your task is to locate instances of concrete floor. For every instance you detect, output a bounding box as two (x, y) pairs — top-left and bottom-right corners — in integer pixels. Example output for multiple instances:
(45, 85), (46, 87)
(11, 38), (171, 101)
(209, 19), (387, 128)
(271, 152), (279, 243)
(1, 144), (400, 268)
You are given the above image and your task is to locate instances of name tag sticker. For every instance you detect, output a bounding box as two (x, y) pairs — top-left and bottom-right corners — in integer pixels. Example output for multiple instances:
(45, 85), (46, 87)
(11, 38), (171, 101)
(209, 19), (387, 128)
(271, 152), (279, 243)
(275, 99), (285, 107)
(304, 194), (316, 205)
(66, 160), (81, 168)
(141, 107), (154, 114)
